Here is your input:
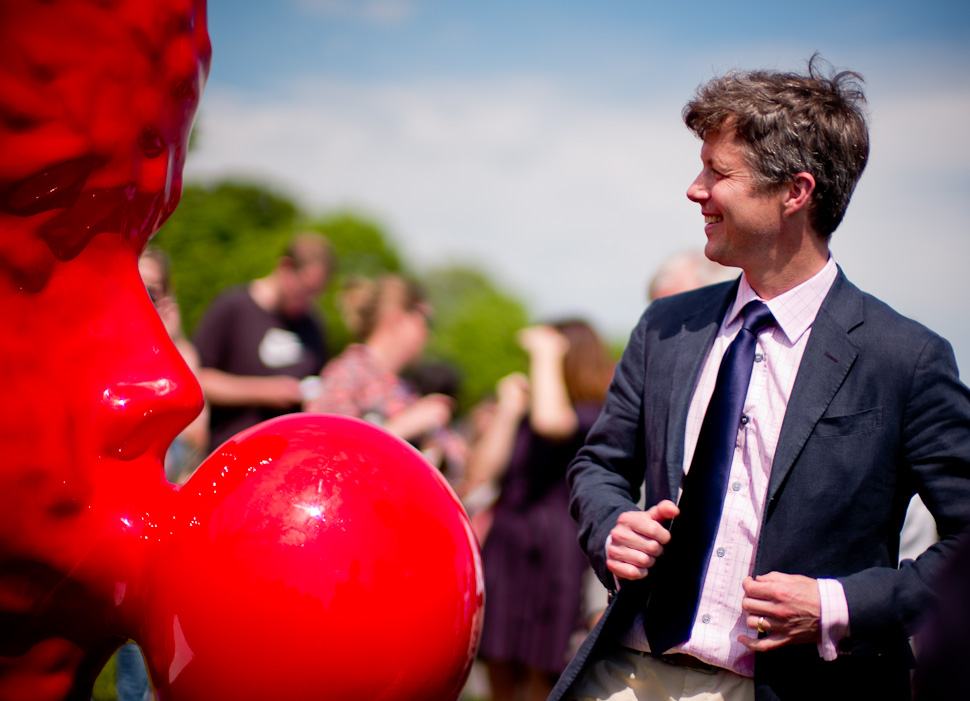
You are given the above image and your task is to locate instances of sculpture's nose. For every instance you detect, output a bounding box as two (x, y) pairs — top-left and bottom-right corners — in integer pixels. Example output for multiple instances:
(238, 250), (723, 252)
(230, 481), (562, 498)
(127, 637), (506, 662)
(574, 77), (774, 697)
(98, 373), (203, 462)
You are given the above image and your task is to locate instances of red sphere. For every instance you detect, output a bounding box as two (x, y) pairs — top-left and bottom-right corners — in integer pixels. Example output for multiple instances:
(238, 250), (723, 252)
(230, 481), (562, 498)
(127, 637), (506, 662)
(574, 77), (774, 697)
(139, 414), (484, 700)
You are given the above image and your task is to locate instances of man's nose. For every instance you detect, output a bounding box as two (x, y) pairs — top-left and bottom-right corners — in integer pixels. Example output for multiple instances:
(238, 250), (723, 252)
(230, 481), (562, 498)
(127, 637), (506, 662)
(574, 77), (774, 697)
(687, 172), (709, 203)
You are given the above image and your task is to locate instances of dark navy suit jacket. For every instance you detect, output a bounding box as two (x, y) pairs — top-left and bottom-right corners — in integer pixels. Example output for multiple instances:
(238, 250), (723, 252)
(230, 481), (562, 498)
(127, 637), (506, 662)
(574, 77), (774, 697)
(550, 270), (970, 700)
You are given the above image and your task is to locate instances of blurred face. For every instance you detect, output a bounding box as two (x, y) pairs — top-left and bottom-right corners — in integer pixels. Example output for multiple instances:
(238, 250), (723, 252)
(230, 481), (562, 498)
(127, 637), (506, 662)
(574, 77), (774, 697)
(394, 303), (432, 368)
(686, 128), (784, 273)
(278, 260), (328, 319)
(0, 0), (210, 642)
(138, 256), (168, 303)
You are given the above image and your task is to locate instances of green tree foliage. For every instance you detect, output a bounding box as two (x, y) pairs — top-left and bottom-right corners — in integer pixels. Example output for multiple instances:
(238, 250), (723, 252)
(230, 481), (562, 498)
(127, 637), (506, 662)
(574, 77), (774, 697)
(303, 211), (406, 353)
(422, 266), (530, 412)
(153, 181), (299, 334)
(151, 179), (532, 414)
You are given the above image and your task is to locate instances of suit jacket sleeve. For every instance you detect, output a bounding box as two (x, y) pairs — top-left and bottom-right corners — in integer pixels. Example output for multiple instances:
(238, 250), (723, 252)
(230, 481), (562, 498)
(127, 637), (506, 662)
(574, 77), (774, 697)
(753, 274), (970, 657)
(838, 329), (970, 641)
(565, 285), (730, 592)
(567, 308), (650, 590)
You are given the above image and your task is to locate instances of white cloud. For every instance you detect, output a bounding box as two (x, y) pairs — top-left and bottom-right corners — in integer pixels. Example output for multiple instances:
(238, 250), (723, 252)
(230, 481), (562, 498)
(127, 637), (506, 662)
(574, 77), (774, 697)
(185, 72), (970, 372)
(187, 78), (692, 330)
(293, 0), (415, 25)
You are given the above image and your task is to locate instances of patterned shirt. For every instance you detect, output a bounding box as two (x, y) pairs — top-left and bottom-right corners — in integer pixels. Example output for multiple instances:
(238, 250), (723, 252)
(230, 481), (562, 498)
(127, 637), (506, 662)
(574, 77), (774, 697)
(306, 344), (416, 422)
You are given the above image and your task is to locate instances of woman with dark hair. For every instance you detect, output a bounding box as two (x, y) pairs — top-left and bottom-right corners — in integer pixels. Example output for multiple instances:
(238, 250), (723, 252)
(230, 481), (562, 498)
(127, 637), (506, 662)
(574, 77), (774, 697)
(469, 321), (614, 701)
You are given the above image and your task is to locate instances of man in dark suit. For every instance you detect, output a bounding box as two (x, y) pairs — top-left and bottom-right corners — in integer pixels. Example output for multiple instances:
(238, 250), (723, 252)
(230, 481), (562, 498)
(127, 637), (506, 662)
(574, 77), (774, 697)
(550, 58), (970, 700)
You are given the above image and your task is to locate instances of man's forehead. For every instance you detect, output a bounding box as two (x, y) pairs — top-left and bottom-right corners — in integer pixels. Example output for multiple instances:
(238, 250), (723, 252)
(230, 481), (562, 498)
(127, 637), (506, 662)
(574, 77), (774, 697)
(700, 128), (743, 161)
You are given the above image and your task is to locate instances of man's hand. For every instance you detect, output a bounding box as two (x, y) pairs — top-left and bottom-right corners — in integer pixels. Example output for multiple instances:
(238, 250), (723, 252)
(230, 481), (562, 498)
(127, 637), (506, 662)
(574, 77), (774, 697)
(738, 572), (821, 651)
(606, 500), (679, 581)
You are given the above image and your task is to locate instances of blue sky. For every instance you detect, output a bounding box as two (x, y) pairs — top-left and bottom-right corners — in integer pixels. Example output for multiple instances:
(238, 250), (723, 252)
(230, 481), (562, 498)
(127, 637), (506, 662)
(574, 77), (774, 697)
(209, 1), (968, 90)
(187, 0), (970, 370)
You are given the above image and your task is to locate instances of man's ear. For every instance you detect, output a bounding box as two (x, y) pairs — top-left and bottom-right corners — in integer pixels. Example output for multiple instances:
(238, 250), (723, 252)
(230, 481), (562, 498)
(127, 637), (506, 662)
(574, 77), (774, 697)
(783, 172), (815, 215)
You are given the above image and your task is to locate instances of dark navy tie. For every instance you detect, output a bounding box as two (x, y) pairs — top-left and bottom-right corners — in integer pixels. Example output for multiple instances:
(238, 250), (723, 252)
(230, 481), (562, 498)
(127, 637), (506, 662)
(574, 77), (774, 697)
(643, 300), (774, 654)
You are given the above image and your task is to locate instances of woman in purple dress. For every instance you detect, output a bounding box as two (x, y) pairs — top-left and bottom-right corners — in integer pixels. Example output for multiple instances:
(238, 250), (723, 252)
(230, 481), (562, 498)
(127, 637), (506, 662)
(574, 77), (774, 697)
(470, 321), (614, 701)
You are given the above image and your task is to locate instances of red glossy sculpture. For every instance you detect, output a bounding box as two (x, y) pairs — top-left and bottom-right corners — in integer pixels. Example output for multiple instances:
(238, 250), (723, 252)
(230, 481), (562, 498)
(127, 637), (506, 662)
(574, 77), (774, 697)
(0, 2), (483, 699)
(142, 415), (483, 700)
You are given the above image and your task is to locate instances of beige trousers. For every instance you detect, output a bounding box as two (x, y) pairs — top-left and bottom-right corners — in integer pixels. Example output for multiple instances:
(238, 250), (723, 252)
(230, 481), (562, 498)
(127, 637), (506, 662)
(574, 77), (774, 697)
(565, 647), (754, 701)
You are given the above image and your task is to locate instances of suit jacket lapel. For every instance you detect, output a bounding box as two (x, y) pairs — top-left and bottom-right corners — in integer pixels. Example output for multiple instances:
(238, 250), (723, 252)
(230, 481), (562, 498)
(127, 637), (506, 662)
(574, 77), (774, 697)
(662, 283), (737, 499)
(767, 270), (864, 503)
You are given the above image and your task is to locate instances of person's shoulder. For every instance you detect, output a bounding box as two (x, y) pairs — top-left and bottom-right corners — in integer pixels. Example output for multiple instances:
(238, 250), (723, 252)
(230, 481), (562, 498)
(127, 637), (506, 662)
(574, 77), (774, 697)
(832, 273), (942, 340)
(193, 285), (256, 347)
(210, 283), (253, 307)
(198, 283), (254, 319)
(830, 273), (954, 357)
(634, 278), (738, 332)
(320, 344), (367, 377)
(651, 278), (737, 313)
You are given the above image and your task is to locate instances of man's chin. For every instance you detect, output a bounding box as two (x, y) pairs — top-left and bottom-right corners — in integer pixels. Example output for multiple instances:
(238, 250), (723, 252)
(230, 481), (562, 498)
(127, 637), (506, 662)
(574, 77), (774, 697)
(703, 241), (727, 266)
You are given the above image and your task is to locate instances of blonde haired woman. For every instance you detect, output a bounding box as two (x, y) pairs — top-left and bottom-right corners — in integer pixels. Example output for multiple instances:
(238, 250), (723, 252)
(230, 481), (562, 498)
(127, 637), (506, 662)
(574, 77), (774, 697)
(305, 274), (453, 443)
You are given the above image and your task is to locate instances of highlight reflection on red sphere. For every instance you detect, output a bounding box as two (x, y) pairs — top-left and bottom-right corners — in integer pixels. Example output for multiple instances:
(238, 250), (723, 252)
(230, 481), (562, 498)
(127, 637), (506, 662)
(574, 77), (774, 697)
(140, 414), (484, 701)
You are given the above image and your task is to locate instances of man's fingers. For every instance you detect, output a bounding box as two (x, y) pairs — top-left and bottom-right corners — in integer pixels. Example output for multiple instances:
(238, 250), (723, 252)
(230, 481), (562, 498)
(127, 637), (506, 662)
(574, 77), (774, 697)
(741, 574), (772, 598)
(740, 593), (785, 617)
(606, 541), (656, 581)
(645, 499), (680, 522)
(616, 505), (679, 545)
(738, 614), (789, 652)
(746, 613), (773, 634)
(741, 594), (800, 627)
(607, 505), (682, 582)
(607, 559), (649, 581)
(610, 527), (667, 557)
(741, 573), (791, 606)
(608, 506), (678, 581)
(607, 542), (657, 569)
(738, 573), (821, 650)
(737, 633), (786, 653)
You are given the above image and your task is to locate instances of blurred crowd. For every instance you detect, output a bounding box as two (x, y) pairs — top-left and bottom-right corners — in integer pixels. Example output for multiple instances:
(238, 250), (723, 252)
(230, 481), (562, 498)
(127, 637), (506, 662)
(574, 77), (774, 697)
(125, 232), (741, 701)
(132, 235), (938, 701)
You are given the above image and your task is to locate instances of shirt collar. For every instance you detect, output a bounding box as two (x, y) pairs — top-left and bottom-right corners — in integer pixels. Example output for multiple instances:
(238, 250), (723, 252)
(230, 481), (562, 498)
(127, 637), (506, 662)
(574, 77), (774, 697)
(727, 256), (838, 344)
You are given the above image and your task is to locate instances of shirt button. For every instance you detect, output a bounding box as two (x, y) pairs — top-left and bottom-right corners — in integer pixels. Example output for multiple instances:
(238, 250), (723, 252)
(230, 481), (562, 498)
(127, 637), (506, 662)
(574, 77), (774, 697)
(754, 353), (764, 363)
(716, 547), (726, 557)
(732, 482), (742, 491)
(740, 415), (749, 426)
(701, 614), (711, 624)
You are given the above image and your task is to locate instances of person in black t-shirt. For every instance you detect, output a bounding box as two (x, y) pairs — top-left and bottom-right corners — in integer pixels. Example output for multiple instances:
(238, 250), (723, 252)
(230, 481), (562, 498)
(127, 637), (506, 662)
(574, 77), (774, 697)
(193, 232), (333, 451)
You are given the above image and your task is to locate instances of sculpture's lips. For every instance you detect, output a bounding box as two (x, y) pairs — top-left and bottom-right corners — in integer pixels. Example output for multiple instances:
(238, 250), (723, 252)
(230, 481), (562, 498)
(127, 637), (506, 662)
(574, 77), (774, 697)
(0, 558), (118, 657)
(0, 560), (73, 623)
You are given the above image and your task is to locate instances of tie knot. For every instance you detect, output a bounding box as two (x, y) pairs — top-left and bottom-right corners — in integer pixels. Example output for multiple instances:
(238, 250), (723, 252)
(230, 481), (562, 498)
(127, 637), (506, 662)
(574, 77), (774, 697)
(741, 300), (774, 334)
